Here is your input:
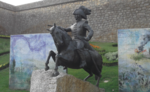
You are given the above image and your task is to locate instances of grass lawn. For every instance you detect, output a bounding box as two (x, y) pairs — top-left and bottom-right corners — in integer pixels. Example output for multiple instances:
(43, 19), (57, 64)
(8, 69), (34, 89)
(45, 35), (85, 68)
(0, 68), (29, 92)
(68, 65), (118, 92)
(0, 38), (10, 53)
(0, 54), (9, 65)
(90, 42), (117, 52)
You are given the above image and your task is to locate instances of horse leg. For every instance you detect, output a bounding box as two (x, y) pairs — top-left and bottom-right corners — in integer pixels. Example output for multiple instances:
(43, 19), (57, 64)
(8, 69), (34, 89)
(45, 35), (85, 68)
(52, 54), (60, 76)
(96, 75), (101, 87)
(84, 73), (93, 81)
(45, 50), (56, 71)
(83, 68), (93, 81)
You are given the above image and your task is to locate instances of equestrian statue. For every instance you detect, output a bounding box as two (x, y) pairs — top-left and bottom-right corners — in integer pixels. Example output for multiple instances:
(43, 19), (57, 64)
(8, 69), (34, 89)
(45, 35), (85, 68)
(45, 6), (103, 87)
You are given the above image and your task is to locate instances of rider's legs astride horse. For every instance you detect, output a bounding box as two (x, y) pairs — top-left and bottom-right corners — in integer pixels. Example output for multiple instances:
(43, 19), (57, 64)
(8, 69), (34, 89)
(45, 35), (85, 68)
(74, 38), (95, 68)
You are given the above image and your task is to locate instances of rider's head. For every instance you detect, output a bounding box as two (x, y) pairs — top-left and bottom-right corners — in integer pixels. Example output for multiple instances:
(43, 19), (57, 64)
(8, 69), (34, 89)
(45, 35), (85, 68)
(73, 6), (91, 20)
(74, 14), (82, 21)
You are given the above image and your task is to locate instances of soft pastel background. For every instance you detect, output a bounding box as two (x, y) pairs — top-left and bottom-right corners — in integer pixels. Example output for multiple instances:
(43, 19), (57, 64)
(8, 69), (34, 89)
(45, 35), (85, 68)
(118, 28), (150, 92)
(9, 33), (66, 90)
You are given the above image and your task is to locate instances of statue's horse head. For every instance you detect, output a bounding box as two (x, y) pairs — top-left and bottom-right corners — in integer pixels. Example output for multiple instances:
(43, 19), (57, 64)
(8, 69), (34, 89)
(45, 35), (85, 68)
(47, 24), (64, 46)
(47, 24), (72, 48)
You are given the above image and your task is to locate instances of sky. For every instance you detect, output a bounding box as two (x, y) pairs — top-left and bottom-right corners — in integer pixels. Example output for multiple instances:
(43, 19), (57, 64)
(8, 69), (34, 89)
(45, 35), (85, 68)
(0, 0), (43, 6)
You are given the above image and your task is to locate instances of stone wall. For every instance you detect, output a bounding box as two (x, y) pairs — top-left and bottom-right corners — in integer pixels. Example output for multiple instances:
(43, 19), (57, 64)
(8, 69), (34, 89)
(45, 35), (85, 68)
(15, 0), (85, 11)
(0, 2), (15, 35)
(1, 0), (150, 42)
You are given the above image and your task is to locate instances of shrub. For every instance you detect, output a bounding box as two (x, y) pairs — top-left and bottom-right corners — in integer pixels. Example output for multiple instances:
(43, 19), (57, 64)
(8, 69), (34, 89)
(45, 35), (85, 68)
(112, 43), (118, 47)
(0, 62), (9, 70)
(0, 35), (10, 38)
(104, 51), (118, 61)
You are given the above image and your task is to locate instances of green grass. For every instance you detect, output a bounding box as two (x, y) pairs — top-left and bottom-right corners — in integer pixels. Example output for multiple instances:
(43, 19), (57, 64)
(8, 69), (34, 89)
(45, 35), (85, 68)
(0, 38), (10, 53)
(90, 42), (118, 64)
(90, 42), (118, 52)
(0, 68), (29, 92)
(0, 54), (9, 65)
(68, 65), (118, 92)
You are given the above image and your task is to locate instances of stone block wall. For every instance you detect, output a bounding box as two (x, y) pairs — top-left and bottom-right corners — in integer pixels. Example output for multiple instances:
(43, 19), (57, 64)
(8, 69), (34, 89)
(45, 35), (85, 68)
(1, 0), (150, 42)
(15, 0), (84, 11)
(0, 2), (15, 35)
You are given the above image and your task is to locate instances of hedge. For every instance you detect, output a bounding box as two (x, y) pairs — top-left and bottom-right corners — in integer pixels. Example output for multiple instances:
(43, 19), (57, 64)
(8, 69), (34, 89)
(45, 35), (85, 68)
(103, 62), (118, 66)
(0, 51), (10, 56)
(0, 62), (9, 71)
(0, 35), (10, 39)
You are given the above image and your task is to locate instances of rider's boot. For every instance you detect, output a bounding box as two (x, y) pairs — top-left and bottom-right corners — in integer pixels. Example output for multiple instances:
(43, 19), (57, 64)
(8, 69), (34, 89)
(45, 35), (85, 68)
(77, 49), (87, 68)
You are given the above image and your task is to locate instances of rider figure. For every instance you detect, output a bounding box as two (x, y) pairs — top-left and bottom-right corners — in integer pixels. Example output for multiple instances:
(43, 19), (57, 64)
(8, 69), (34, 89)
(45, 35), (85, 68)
(60, 6), (94, 68)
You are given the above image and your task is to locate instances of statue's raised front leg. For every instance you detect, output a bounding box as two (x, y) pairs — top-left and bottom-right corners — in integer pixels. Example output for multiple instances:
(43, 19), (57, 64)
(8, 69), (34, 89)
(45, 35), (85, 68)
(52, 54), (60, 77)
(45, 50), (56, 71)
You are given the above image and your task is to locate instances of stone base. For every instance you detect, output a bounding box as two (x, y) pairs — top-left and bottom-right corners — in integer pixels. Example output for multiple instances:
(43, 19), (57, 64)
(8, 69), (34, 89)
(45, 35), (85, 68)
(30, 69), (105, 92)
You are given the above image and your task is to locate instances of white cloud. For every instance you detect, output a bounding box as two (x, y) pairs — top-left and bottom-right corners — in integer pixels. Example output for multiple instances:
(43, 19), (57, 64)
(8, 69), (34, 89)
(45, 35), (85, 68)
(0, 0), (42, 6)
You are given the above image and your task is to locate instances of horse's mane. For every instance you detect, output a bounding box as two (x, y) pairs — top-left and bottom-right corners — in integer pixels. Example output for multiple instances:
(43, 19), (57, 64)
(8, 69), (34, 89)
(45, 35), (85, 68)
(57, 27), (72, 41)
(57, 27), (65, 31)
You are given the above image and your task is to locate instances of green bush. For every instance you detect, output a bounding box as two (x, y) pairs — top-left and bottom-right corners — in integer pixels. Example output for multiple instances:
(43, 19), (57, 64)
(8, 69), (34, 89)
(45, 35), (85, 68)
(104, 51), (118, 61)
(112, 43), (118, 47)
(0, 62), (9, 70)
(0, 35), (10, 38)
(97, 48), (107, 55)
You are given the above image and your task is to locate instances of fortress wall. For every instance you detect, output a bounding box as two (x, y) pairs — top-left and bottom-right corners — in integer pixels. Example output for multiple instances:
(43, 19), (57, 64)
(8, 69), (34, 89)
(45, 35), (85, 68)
(1, 0), (150, 42)
(0, 2), (15, 35)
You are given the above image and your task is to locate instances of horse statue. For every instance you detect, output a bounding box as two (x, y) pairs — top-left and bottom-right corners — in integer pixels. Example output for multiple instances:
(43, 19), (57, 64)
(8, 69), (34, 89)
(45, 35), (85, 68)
(45, 24), (103, 87)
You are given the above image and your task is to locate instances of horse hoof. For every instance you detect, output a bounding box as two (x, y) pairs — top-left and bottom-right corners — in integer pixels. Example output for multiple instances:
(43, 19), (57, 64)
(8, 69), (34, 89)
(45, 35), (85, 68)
(63, 66), (67, 70)
(83, 77), (87, 81)
(52, 70), (59, 77)
(45, 66), (49, 71)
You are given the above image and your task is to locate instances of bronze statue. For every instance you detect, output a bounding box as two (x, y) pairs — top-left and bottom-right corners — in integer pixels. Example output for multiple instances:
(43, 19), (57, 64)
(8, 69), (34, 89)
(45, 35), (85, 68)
(59, 6), (94, 68)
(45, 6), (103, 87)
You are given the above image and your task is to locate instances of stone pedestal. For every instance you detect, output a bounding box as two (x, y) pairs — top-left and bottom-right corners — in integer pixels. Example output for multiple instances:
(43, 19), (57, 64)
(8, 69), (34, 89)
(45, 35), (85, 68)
(30, 69), (105, 92)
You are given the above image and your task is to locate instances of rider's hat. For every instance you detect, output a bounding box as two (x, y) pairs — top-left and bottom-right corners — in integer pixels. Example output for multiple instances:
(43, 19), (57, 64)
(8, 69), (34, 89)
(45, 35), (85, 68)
(73, 6), (91, 19)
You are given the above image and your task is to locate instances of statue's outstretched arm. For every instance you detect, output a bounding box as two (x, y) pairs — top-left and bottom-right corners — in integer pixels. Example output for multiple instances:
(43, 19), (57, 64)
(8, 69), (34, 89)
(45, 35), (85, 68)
(58, 26), (71, 32)
(64, 28), (72, 32)
(83, 21), (94, 41)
